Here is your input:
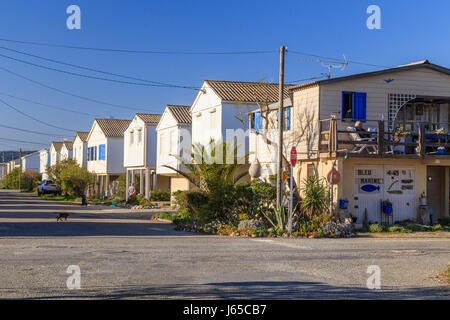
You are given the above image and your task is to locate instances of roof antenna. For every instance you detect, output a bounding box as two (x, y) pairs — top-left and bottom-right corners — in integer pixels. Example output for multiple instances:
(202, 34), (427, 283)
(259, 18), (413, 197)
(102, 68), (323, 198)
(297, 54), (348, 79)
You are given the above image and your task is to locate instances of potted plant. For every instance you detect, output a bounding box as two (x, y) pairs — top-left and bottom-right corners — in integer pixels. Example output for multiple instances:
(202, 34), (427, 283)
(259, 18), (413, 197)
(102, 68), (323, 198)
(339, 198), (349, 209)
(382, 200), (393, 214)
(419, 191), (427, 206)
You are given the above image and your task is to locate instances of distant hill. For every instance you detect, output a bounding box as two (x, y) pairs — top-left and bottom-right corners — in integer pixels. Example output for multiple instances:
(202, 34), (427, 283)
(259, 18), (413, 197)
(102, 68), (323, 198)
(0, 151), (37, 163)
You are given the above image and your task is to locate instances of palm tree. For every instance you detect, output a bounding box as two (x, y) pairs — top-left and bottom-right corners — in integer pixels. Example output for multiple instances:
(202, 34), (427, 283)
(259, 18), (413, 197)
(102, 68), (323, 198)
(163, 139), (249, 194)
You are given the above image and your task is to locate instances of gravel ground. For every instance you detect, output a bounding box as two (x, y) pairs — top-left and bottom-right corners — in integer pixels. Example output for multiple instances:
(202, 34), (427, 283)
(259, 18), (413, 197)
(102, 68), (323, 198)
(0, 190), (449, 300)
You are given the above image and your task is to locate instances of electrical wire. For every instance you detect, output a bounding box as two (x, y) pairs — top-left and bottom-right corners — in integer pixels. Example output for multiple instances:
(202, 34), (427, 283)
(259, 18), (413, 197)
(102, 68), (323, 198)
(0, 46), (200, 90)
(288, 50), (392, 68)
(0, 123), (72, 137)
(0, 66), (161, 112)
(0, 51), (200, 90)
(0, 137), (49, 146)
(0, 92), (101, 117)
(0, 37), (277, 55)
(0, 97), (76, 132)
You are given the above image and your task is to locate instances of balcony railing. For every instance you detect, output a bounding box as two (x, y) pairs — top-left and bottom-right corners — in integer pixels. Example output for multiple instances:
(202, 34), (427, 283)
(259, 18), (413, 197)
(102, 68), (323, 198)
(319, 117), (450, 157)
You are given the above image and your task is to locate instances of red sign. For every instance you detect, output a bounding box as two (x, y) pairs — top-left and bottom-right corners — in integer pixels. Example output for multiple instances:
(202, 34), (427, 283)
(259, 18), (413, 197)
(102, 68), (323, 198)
(290, 147), (297, 167)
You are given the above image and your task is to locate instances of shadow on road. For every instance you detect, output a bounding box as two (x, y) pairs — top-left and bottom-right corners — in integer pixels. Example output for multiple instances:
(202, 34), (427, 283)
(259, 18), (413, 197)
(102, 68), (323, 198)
(6, 281), (448, 300)
(0, 221), (200, 237)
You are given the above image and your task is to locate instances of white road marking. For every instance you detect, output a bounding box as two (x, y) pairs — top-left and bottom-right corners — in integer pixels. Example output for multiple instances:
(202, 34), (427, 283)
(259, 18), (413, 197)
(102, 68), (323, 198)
(250, 239), (311, 249)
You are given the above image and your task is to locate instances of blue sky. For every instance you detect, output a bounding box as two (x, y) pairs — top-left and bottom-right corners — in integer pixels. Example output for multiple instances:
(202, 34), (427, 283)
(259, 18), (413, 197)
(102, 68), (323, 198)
(0, 0), (449, 151)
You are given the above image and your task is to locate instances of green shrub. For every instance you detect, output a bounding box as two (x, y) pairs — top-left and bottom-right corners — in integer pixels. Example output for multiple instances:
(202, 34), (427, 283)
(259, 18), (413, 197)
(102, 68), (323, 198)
(47, 159), (94, 196)
(369, 224), (386, 233)
(387, 225), (412, 233)
(150, 190), (170, 201)
(152, 212), (177, 221)
(300, 176), (329, 219)
(438, 217), (450, 226)
(1, 168), (41, 191)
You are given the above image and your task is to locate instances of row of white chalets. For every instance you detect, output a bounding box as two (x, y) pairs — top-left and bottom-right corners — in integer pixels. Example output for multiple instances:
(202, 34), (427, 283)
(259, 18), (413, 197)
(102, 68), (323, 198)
(27, 80), (289, 199)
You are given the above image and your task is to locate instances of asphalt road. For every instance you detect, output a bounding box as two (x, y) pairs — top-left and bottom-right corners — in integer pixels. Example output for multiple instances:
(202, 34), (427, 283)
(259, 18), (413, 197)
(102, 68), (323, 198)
(0, 189), (449, 299)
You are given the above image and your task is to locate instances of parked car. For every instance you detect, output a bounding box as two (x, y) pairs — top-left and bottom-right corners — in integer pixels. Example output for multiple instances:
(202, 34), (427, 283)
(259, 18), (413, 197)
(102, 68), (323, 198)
(37, 180), (59, 196)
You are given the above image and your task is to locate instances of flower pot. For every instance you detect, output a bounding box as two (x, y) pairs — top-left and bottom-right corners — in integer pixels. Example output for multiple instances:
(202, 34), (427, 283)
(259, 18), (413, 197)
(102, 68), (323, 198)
(419, 197), (427, 206)
(339, 199), (349, 209)
(382, 204), (393, 214)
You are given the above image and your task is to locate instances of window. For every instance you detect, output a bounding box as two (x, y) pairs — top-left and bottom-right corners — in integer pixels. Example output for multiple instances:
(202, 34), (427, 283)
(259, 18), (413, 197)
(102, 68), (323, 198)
(98, 144), (106, 160)
(276, 107), (291, 131)
(159, 133), (165, 155)
(129, 130), (134, 144)
(250, 112), (262, 133)
(137, 129), (142, 143)
(342, 92), (367, 121)
(307, 164), (315, 179)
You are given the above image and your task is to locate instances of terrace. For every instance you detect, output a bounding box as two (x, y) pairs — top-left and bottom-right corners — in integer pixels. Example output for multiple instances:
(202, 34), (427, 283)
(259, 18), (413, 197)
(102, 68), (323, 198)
(319, 119), (450, 159)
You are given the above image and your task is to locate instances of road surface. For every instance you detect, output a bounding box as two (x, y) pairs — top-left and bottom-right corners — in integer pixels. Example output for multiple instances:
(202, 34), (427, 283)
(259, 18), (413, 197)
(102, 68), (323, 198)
(0, 189), (449, 299)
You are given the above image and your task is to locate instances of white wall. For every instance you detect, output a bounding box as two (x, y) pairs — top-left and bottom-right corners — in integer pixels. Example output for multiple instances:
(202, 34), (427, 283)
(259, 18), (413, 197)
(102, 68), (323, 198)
(39, 150), (49, 175)
(124, 116), (145, 168)
(60, 145), (73, 161)
(73, 136), (87, 168)
(49, 145), (60, 167)
(156, 108), (192, 175)
(107, 137), (126, 174)
(87, 122), (107, 174)
(22, 153), (40, 172)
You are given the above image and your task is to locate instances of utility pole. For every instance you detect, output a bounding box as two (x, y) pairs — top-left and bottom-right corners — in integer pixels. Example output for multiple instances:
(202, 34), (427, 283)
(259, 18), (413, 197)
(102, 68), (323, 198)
(276, 45), (286, 209)
(19, 148), (22, 191)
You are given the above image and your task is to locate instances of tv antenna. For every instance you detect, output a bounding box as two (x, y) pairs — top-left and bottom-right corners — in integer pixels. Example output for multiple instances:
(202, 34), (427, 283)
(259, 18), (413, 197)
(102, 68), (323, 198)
(297, 54), (348, 79)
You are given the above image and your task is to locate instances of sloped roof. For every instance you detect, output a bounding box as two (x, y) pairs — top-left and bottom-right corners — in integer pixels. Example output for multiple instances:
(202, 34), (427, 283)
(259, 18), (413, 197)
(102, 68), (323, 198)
(63, 141), (73, 151)
(95, 119), (132, 137)
(167, 105), (192, 124)
(51, 141), (64, 152)
(290, 60), (450, 91)
(74, 131), (89, 143)
(136, 113), (162, 124)
(205, 80), (293, 103)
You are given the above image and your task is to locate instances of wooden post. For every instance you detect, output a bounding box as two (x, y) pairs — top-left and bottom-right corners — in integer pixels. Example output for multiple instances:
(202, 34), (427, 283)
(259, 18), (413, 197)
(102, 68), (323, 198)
(418, 123), (425, 156)
(276, 45), (286, 210)
(377, 120), (384, 156)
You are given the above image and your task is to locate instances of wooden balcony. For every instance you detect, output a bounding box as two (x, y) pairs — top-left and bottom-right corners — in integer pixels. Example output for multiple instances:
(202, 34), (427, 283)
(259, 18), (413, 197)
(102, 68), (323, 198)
(319, 118), (450, 159)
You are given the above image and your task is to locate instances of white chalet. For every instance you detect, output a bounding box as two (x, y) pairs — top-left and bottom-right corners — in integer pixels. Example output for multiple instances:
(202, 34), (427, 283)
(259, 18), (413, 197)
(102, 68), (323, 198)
(86, 118), (131, 198)
(49, 141), (64, 167)
(123, 113), (168, 200)
(21, 151), (40, 172)
(73, 132), (89, 168)
(60, 141), (73, 161)
(156, 105), (193, 195)
(39, 148), (50, 180)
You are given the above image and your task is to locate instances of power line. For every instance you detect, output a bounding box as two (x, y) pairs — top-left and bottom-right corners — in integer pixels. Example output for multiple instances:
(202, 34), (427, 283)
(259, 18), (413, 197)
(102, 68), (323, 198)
(0, 51), (201, 90)
(0, 123), (72, 137)
(0, 137), (48, 146)
(0, 92), (101, 117)
(0, 53), (198, 90)
(0, 97), (76, 132)
(0, 46), (200, 90)
(0, 37), (277, 55)
(288, 50), (391, 68)
(0, 66), (161, 112)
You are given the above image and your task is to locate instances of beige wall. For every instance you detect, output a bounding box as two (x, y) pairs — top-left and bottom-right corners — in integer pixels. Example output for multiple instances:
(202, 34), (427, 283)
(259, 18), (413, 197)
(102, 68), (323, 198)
(297, 157), (450, 221)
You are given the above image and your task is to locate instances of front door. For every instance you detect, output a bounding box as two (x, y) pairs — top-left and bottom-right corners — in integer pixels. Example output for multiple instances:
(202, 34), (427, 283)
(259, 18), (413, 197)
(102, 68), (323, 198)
(354, 165), (415, 223)
(427, 166), (445, 220)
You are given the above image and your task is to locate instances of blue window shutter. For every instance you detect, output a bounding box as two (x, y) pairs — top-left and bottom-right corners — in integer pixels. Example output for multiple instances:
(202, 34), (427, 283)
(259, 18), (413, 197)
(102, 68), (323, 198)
(95, 146), (97, 160)
(286, 108), (291, 130)
(249, 114), (253, 130)
(99, 144), (106, 160)
(353, 92), (367, 121)
(254, 112), (262, 133)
